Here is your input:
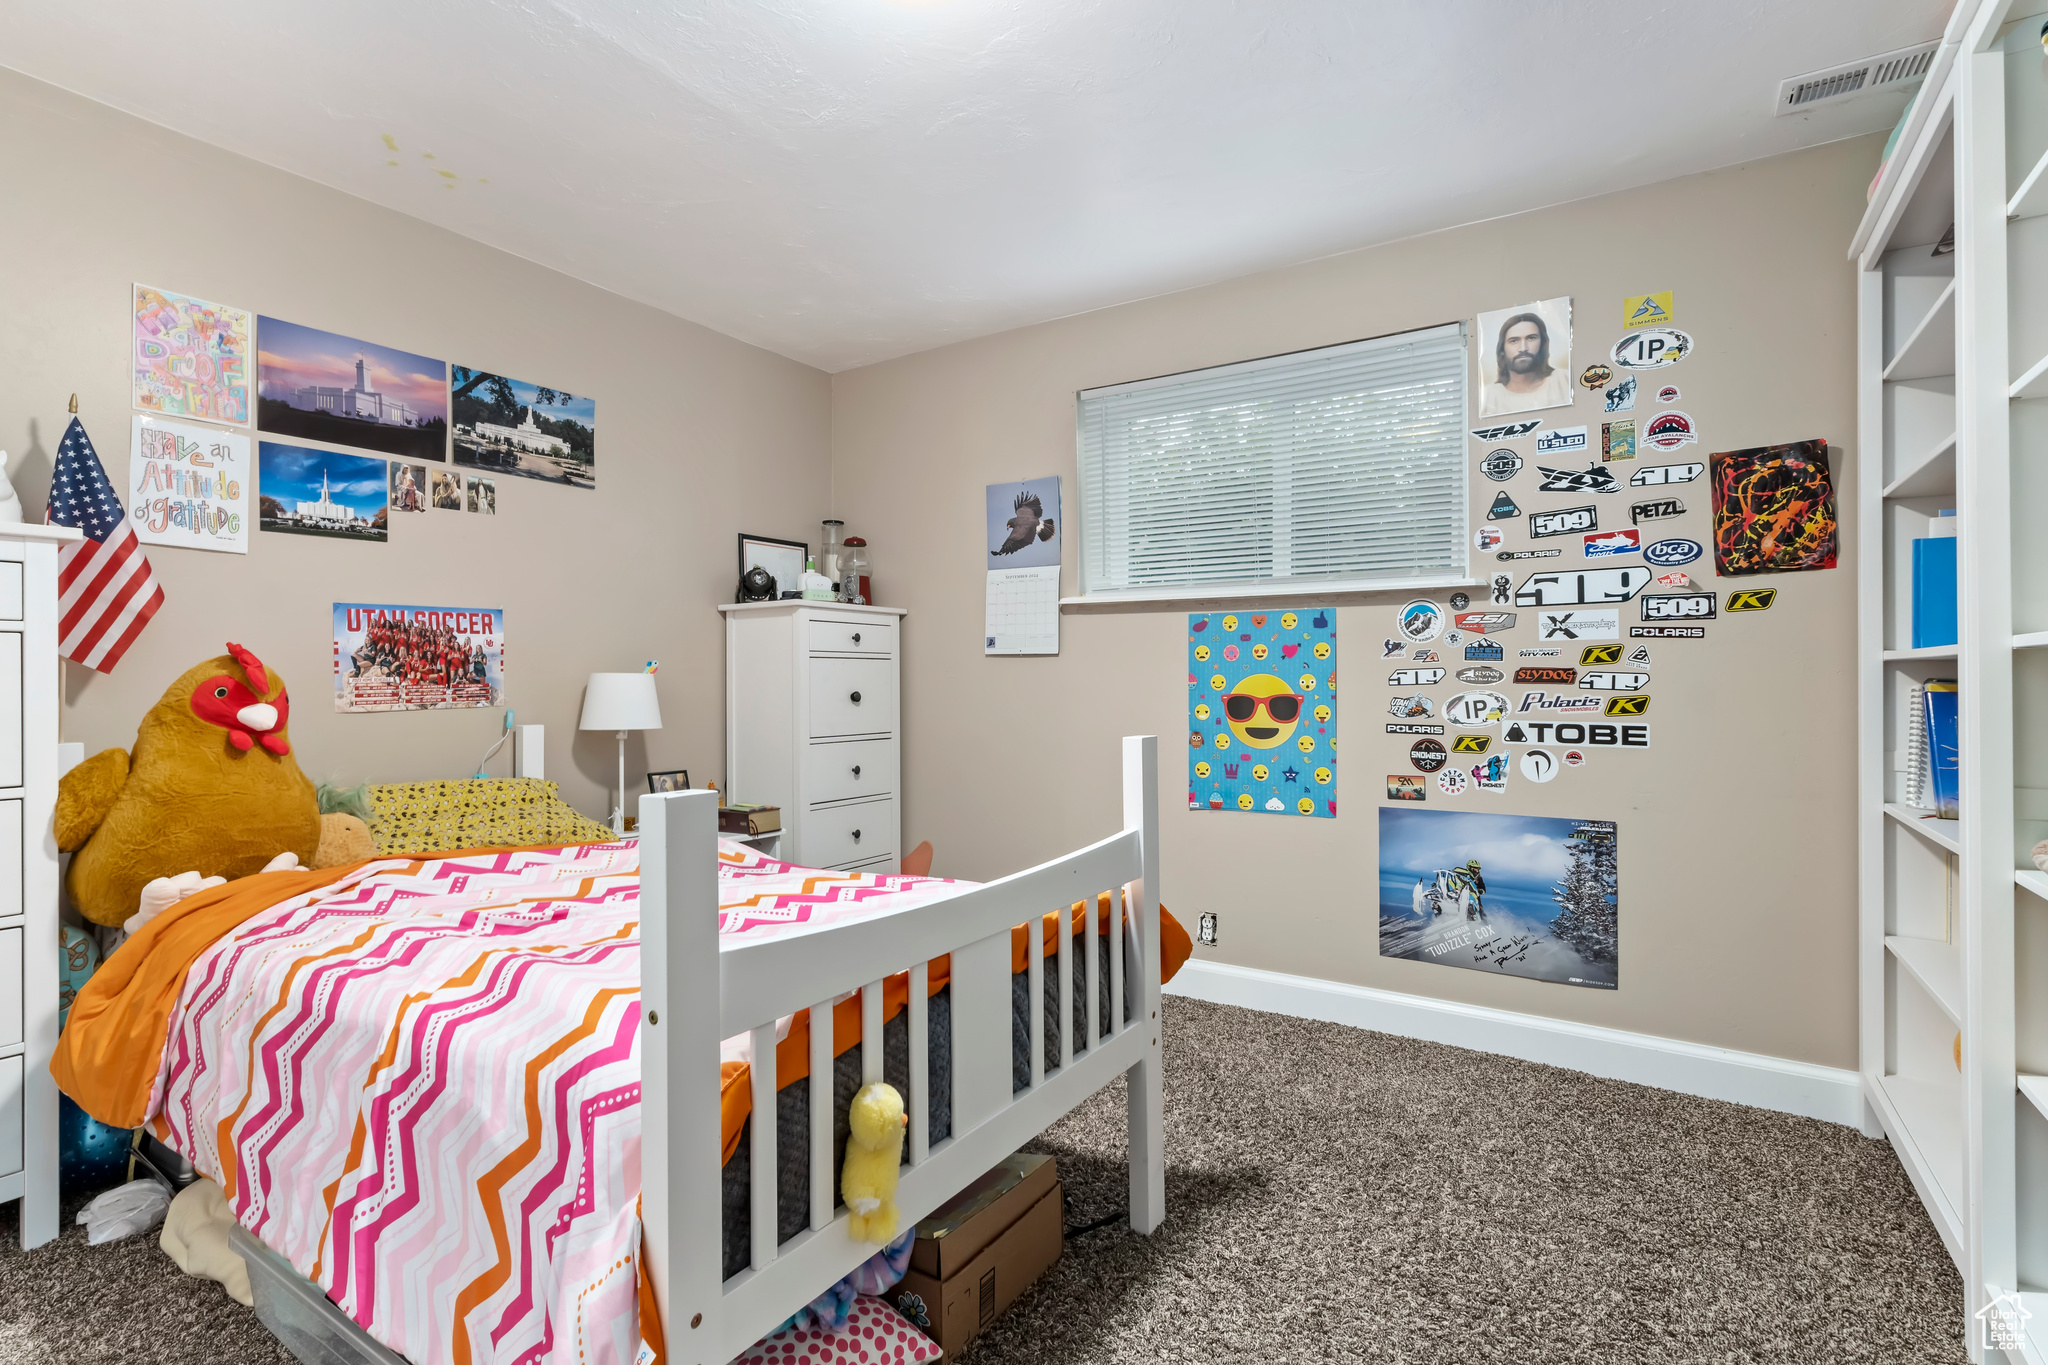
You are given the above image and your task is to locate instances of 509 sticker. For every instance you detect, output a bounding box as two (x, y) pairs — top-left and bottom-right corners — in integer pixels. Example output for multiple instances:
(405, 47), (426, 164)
(1629, 461), (1704, 487)
(1640, 592), (1716, 620)
(1515, 566), (1653, 607)
(1531, 506), (1596, 538)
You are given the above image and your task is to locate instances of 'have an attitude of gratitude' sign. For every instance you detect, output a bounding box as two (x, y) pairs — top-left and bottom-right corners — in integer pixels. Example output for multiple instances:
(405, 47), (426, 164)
(129, 414), (249, 554)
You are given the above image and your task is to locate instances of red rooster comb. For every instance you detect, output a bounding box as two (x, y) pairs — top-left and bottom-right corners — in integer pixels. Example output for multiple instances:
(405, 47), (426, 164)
(225, 641), (271, 694)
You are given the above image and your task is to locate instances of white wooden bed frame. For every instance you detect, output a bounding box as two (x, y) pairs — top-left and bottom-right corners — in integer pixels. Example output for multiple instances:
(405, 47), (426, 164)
(641, 734), (1164, 1362)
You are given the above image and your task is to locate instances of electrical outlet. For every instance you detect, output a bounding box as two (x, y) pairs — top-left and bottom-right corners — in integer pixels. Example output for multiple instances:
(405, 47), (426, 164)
(1197, 912), (1218, 946)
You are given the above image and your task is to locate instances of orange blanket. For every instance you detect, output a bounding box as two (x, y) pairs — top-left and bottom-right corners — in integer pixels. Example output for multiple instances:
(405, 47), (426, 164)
(52, 856), (1192, 1164)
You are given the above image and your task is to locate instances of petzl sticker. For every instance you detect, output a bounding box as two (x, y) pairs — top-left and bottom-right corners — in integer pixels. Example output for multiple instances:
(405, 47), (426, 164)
(1612, 328), (1692, 370)
(1631, 497), (1685, 525)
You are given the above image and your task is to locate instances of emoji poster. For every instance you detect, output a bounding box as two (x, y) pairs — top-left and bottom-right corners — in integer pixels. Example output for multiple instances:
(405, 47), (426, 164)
(1187, 608), (1335, 817)
(1379, 807), (1618, 991)
(1708, 438), (1837, 576)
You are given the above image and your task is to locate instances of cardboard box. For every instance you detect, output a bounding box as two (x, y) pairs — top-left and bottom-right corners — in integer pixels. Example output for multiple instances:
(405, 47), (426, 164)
(894, 1154), (1062, 1357)
(719, 804), (781, 835)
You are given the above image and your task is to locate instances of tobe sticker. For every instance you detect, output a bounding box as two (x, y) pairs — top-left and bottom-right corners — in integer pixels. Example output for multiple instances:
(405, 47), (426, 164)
(1399, 599), (1445, 641)
(1536, 463), (1619, 494)
(1612, 327), (1692, 370)
(1387, 775), (1427, 802)
(1480, 448), (1524, 482)
(1534, 426), (1589, 455)
(1642, 538), (1702, 567)
(1455, 611), (1516, 634)
(1629, 461), (1703, 486)
(1515, 565), (1653, 606)
(1601, 420), (1636, 462)
(1443, 691), (1510, 728)
(1578, 671), (1649, 692)
(1475, 525), (1504, 552)
(1726, 588), (1777, 612)
(1604, 375), (1637, 413)
(1472, 420), (1542, 441)
(1389, 668), (1446, 687)
(1540, 610), (1619, 641)
(1531, 506), (1595, 539)
(1583, 528), (1640, 558)
(1640, 593), (1716, 621)
(1641, 411), (1697, 451)
(1630, 497), (1685, 524)
(1486, 490), (1521, 519)
(1500, 720), (1649, 748)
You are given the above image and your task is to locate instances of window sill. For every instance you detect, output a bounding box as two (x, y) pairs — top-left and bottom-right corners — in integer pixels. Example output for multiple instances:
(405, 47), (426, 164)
(1059, 575), (1481, 615)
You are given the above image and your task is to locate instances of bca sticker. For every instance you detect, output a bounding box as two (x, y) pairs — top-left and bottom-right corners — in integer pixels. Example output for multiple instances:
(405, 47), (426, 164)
(1726, 588), (1778, 612)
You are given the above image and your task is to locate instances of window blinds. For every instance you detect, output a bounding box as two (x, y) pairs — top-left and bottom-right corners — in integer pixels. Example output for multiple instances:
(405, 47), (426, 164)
(1077, 322), (1468, 596)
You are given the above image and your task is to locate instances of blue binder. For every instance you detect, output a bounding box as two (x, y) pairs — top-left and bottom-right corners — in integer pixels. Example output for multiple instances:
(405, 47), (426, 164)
(1912, 534), (1957, 650)
(1924, 680), (1959, 820)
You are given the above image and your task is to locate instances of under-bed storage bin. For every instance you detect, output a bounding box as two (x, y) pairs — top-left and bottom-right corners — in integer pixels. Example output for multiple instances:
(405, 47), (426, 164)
(230, 1225), (406, 1365)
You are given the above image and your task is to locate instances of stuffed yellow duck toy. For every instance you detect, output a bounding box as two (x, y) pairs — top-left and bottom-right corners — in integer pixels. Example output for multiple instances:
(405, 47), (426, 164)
(842, 1081), (907, 1244)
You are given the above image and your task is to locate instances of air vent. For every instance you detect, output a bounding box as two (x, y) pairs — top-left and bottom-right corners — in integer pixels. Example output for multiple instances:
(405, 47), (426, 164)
(1775, 41), (1939, 116)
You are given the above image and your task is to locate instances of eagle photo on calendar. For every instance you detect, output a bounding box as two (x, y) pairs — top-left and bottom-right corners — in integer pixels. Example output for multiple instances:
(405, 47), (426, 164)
(985, 475), (1062, 569)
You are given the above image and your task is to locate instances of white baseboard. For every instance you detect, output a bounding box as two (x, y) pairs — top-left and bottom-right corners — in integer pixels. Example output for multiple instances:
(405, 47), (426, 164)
(1165, 958), (1861, 1127)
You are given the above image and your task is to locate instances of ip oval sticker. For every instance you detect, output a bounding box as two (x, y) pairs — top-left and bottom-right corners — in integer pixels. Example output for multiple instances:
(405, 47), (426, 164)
(1612, 328), (1693, 370)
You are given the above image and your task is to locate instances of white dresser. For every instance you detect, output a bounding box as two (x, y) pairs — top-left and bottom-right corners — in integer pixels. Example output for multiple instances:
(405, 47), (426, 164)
(719, 602), (905, 873)
(0, 525), (74, 1250)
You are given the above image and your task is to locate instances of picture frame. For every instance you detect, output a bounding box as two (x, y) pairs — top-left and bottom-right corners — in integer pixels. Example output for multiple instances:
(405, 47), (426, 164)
(647, 769), (690, 794)
(738, 533), (808, 601)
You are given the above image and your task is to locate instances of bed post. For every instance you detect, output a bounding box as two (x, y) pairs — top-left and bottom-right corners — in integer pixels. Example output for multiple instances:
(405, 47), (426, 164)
(638, 789), (724, 1362)
(1122, 734), (1165, 1235)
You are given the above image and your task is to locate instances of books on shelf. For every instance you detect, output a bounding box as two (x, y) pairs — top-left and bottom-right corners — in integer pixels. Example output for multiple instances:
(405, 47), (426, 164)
(1904, 683), (1930, 809)
(1924, 680), (1959, 820)
(1911, 510), (1958, 650)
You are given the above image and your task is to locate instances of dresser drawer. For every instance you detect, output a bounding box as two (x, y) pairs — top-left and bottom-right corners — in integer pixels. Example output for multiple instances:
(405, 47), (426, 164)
(808, 658), (895, 738)
(808, 618), (894, 658)
(0, 632), (18, 789)
(0, 1054), (20, 1177)
(804, 798), (893, 870)
(804, 739), (897, 806)
(830, 854), (898, 875)
(0, 562), (21, 621)
(0, 926), (18, 1048)
(0, 801), (21, 921)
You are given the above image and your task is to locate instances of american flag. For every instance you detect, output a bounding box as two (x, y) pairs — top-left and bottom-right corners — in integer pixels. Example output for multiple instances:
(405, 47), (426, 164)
(47, 417), (164, 672)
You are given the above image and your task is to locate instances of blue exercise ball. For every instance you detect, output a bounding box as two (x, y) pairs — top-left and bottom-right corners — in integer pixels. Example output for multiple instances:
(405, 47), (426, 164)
(59, 1095), (131, 1194)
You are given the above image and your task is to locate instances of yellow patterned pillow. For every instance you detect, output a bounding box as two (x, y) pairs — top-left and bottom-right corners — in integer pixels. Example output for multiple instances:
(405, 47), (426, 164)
(364, 778), (619, 856)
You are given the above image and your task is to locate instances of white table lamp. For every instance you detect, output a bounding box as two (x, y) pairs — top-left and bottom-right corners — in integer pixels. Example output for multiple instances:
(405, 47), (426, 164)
(580, 672), (663, 833)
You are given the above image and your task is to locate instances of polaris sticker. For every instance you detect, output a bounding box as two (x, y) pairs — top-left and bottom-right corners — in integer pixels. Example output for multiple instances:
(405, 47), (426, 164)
(1516, 690), (1604, 714)
(1388, 722), (1446, 734)
(1630, 626), (1704, 639)
(1498, 548), (1563, 560)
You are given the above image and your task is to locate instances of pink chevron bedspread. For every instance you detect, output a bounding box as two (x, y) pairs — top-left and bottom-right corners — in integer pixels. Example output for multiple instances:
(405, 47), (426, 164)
(146, 838), (960, 1365)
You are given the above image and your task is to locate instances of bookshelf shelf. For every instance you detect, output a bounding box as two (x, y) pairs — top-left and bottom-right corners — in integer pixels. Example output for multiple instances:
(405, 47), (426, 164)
(1883, 645), (1958, 661)
(2022, 1074), (2048, 1123)
(1883, 802), (1962, 856)
(2011, 143), (2048, 220)
(1883, 279), (1957, 383)
(2016, 632), (2048, 650)
(2018, 867), (2048, 902)
(2012, 350), (2048, 401)
(1882, 431), (1957, 499)
(1886, 935), (1963, 1025)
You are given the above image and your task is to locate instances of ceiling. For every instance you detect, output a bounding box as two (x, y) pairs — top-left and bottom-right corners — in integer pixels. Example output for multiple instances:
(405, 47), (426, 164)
(4, 1), (1949, 371)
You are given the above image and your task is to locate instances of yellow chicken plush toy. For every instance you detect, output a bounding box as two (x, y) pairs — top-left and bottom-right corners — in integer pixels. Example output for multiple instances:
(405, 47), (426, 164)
(842, 1081), (907, 1244)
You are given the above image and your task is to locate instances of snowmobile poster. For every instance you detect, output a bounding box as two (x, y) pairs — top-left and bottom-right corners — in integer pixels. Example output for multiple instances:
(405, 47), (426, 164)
(1378, 807), (1618, 990)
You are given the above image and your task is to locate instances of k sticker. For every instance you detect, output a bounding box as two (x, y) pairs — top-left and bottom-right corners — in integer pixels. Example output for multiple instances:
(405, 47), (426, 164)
(1480, 448), (1524, 482)
(1410, 739), (1449, 773)
(1604, 695), (1651, 717)
(1579, 644), (1623, 665)
(1475, 525), (1504, 552)
(1536, 463), (1620, 494)
(1579, 363), (1613, 390)
(1631, 497), (1686, 525)
(1601, 420), (1636, 462)
(1450, 735), (1492, 755)
(1491, 574), (1512, 605)
(1726, 588), (1778, 612)
(1388, 668), (1446, 686)
(1542, 610), (1619, 641)
(1622, 291), (1675, 330)
(1486, 490), (1522, 520)
(1456, 666), (1505, 684)
(1612, 328), (1693, 369)
(1387, 775), (1427, 802)
(1583, 528), (1640, 559)
(1578, 671), (1650, 691)
(1630, 461), (1704, 487)
(1642, 410), (1697, 451)
(1399, 599), (1445, 641)
(1534, 426), (1589, 455)
(1643, 538), (1702, 567)
(1472, 420), (1542, 441)
(1531, 506), (1596, 539)
(1519, 748), (1560, 783)
(1515, 565), (1653, 606)
(1604, 375), (1637, 413)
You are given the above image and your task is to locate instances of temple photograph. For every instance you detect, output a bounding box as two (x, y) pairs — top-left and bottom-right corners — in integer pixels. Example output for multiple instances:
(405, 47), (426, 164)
(449, 364), (596, 488)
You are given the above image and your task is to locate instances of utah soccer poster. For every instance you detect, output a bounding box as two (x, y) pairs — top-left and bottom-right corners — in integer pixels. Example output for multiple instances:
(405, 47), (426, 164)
(1378, 807), (1617, 989)
(1187, 607), (1335, 817)
(334, 602), (504, 713)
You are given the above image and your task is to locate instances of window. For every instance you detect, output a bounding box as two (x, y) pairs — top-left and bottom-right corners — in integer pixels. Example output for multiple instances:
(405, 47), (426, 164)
(1076, 322), (1468, 598)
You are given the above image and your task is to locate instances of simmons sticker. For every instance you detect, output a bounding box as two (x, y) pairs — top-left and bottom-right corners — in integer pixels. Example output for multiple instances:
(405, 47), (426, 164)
(1629, 461), (1704, 486)
(1399, 599), (1445, 641)
(1641, 410), (1697, 451)
(1540, 610), (1619, 641)
(1486, 490), (1522, 519)
(1612, 327), (1693, 369)
(1472, 420), (1542, 441)
(1583, 528), (1640, 558)
(1388, 721), (1446, 734)
(1455, 612), (1516, 634)
(1519, 748), (1560, 783)
(1514, 667), (1577, 684)
(1536, 463), (1619, 494)
(1514, 565), (1653, 607)
(1475, 525), (1504, 552)
(1388, 694), (1436, 719)
(1387, 775), (1427, 802)
(1450, 735), (1492, 755)
(1641, 592), (1716, 620)
(1579, 363), (1613, 389)
(1578, 671), (1650, 692)
(1456, 666), (1505, 685)
(1604, 374), (1637, 412)
(1631, 497), (1685, 524)
(1531, 506), (1596, 539)
(1463, 640), (1504, 661)
(1578, 644), (1623, 666)
(1642, 538), (1702, 567)
(1516, 690), (1604, 713)
(1604, 695), (1651, 717)
(1726, 588), (1778, 612)
(1498, 548), (1562, 560)
(1631, 625), (1705, 638)
(1534, 425), (1589, 455)
(1623, 291), (1675, 330)
(1388, 668), (1446, 687)
(1443, 691), (1510, 728)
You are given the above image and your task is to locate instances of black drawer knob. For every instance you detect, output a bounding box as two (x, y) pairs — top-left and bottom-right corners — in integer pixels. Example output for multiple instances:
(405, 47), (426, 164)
(852, 632), (861, 644)
(852, 829), (862, 840)
(852, 765), (862, 777)
(850, 690), (862, 704)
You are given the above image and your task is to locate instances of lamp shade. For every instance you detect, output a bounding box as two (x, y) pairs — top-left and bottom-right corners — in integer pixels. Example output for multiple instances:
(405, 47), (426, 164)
(579, 673), (663, 731)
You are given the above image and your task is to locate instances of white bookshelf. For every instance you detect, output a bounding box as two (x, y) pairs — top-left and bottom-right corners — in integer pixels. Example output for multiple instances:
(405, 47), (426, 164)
(1854, 4), (2048, 1357)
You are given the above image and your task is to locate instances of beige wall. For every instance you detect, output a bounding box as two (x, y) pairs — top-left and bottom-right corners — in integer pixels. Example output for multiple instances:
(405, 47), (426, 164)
(0, 68), (831, 820)
(831, 136), (1880, 1068)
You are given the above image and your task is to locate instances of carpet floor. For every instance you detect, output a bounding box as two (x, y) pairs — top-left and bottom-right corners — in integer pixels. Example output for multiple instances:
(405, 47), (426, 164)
(0, 997), (1964, 1364)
